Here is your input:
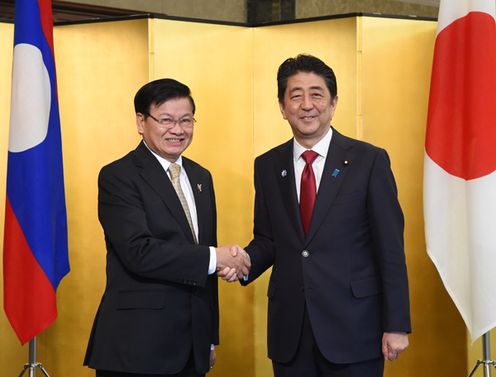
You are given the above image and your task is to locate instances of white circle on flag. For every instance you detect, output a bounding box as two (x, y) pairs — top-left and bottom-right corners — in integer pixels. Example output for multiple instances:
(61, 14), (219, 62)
(9, 43), (51, 152)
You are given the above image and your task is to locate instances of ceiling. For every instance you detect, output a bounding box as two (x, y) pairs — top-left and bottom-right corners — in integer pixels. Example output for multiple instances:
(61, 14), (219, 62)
(0, 0), (146, 23)
(0, 0), (439, 25)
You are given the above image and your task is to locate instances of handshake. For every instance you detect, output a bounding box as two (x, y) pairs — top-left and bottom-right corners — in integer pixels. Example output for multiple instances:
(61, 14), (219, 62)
(215, 245), (251, 282)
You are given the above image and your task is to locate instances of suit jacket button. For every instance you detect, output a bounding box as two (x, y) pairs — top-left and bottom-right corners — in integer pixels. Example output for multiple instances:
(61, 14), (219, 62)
(302, 250), (309, 258)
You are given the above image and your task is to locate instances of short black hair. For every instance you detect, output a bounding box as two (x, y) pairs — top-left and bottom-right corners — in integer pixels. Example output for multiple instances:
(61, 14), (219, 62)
(277, 54), (337, 102)
(134, 78), (196, 116)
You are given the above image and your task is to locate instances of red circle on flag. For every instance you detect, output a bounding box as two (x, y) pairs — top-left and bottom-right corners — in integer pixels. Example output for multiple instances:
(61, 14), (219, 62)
(426, 12), (496, 180)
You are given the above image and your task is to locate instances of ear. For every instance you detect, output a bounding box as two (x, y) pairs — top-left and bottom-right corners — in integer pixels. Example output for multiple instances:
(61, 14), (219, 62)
(136, 113), (145, 135)
(332, 95), (339, 108)
(279, 101), (288, 120)
(329, 96), (339, 118)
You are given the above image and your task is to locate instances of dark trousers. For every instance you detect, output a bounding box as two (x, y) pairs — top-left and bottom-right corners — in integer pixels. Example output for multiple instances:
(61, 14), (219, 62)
(96, 352), (204, 377)
(96, 371), (203, 377)
(96, 369), (204, 377)
(272, 309), (384, 377)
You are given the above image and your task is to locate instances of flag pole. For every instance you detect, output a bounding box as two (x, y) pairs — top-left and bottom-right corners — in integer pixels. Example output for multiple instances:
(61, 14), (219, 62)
(18, 337), (51, 377)
(468, 332), (496, 377)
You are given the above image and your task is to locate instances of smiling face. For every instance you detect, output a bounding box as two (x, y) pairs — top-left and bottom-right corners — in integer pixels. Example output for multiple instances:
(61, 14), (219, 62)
(136, 97), (194, 162)
(279, 71), (338, 149)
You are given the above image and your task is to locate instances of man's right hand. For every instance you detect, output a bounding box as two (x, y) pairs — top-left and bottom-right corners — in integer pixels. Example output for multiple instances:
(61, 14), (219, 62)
(216, 245), (251, 280)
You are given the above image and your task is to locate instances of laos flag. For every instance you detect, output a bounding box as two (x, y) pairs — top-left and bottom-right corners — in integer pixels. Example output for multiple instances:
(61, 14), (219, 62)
(3, 0), (69, 344)
(424, 0), (496, 340)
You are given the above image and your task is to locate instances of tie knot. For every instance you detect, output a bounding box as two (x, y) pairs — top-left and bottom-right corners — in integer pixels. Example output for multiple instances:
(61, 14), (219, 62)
(169, 163), (181, 180)
(302, 150), (319, 165)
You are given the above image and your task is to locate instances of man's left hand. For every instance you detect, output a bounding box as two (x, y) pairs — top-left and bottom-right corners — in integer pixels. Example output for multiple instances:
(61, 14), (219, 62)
(209, 348), (216, 371)
(382, 332), (409, 361)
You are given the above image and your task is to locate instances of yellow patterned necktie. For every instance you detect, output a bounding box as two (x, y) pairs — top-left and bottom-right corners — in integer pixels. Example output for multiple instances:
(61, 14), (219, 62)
(168, 163), (198, 244)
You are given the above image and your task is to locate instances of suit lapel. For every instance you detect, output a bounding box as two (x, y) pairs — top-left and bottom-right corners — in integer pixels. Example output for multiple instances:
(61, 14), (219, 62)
(305, 129), (354, 245)
(132, 142), (195, 243)
(183, 158), (209, 244)
(274, 140), (305, 242)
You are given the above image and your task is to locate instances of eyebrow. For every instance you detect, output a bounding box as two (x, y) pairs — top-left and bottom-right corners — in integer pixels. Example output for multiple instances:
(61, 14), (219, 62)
(156, 113), (193, 118)
(309, 85), (325, 91)
(289, 85), (325, 93)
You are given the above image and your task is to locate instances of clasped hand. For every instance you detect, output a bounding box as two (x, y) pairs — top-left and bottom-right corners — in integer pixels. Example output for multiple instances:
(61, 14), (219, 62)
(215, 245), (250, 282)
(382, 332), (409, 361)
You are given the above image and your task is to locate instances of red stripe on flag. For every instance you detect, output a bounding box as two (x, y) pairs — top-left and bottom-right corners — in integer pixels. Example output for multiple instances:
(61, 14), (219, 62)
(37, 0), (55, 56)
(3, 198), (57, 345)
(426, 11), (496, 180)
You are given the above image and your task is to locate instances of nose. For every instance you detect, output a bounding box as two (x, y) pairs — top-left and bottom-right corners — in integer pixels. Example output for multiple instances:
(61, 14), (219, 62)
(301, 94), (314, 110)
(168, 121), (184, 134)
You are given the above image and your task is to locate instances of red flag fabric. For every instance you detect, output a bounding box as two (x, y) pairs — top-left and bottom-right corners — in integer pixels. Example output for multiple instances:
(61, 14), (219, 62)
(424, 0), (496, 340)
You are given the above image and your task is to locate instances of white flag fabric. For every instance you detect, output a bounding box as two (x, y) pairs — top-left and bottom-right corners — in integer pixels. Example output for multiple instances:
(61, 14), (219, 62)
(424, 0), (496, 340)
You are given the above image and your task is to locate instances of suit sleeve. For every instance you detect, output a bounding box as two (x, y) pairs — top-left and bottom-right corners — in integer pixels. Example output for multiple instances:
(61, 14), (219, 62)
(243, 158), (276, 285)
(208, 173), (220, 345)
(98, 165), (211, 288)
(367, 149), (411, 333)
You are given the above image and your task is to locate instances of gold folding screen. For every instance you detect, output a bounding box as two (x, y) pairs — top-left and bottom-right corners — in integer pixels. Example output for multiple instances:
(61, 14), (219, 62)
(0, 15), (473, 377)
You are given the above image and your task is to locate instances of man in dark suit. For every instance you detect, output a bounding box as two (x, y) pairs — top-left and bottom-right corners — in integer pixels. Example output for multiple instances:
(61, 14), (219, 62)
(84, 78), (250, 377)
(233, 55), (411, 376)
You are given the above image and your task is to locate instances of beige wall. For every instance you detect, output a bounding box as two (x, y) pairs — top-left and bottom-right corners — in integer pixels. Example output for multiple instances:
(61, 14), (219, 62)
(0, 15), (477, 377)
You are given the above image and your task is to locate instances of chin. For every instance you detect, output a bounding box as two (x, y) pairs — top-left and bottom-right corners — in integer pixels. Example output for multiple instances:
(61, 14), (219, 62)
(298, 128), (320, 136)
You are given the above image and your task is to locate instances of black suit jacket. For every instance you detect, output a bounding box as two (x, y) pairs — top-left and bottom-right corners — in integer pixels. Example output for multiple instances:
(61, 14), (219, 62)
(84, 142), (219, 374)
(243, 128), (411, 364)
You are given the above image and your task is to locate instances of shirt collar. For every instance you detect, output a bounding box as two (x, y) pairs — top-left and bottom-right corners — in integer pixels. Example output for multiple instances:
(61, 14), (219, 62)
(293, 126), (333, 161)
(143, 141), (183, 172)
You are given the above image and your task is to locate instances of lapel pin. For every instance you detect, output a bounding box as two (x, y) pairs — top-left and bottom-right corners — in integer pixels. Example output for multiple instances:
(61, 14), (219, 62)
(331, 168), (340, 178)
(197, 184), (202, 192)
(281, 170), (287, 177)
(343, 160), (349, 166)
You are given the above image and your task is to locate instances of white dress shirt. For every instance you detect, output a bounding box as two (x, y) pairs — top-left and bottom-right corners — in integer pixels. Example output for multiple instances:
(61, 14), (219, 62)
(293, 127), (333, 201)
(145, 143), (217, 274)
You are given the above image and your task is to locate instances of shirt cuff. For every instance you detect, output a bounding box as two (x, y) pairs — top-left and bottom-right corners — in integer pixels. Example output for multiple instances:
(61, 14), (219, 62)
(208, 246), (217, 275)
